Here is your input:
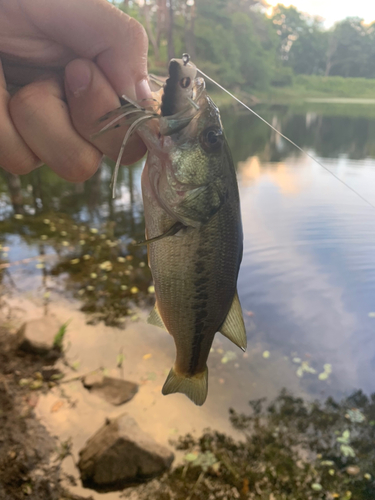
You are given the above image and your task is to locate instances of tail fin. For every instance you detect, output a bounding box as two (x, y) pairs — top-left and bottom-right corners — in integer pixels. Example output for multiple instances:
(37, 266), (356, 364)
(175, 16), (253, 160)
(162, 366), (208, 406)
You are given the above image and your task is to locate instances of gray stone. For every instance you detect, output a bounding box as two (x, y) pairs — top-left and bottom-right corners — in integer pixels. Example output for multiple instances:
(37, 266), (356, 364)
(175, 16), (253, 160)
(16, 316), (62, 355)
(78, 414), (174, 490)
(82, 372), (138, 406)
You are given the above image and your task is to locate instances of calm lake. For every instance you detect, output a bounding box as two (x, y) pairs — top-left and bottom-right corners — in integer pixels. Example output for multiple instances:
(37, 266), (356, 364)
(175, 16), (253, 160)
(1, 102), (375, 495)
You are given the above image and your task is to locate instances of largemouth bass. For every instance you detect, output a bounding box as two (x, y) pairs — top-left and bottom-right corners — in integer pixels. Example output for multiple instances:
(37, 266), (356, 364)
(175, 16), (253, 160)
(98, 56), (246, 405)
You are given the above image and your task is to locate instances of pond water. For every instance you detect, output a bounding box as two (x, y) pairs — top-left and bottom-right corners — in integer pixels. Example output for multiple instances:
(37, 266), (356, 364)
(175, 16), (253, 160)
(1, 102), (375, 495)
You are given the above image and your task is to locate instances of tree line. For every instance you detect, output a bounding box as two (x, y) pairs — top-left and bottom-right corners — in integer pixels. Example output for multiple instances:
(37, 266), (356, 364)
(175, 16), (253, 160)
(116, 1), (375, 90)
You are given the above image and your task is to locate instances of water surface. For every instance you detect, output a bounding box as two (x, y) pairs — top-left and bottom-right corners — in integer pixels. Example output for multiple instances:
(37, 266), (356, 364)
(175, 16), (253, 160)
(1, 102), (375, 455)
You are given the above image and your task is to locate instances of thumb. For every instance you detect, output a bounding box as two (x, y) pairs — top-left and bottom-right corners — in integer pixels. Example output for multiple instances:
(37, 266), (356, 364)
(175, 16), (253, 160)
(21, 0), (152, 101)
(65, 58), (146, 165)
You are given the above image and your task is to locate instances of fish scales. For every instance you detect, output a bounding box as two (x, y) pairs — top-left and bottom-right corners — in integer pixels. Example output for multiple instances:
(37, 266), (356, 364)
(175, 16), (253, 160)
(142, 149), (242, 378)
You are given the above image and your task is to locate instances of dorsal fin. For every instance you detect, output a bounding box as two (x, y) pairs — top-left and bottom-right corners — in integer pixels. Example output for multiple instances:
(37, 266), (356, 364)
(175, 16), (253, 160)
(219, 291), (247, 351)
(147, 303), (167, 331)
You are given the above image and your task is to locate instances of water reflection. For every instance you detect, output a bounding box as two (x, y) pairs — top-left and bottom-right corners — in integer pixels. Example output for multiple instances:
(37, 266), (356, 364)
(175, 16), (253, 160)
(1, 102), (375, 398)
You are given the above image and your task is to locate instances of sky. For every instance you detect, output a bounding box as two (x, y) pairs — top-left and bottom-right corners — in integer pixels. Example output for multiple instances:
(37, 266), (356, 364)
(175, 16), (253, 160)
(267, 0), (375, 27)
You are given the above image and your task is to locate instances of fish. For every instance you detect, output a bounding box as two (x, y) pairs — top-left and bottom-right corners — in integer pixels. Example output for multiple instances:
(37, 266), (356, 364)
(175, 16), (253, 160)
(97, 55), (246, 406)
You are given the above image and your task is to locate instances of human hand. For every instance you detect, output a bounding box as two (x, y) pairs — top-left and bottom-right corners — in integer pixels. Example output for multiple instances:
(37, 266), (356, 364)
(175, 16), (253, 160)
(0, 0), (151, 181)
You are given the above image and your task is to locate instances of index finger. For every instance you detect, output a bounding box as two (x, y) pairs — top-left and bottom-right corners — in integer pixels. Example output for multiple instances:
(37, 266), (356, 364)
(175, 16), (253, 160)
(20, 0), (151, 101)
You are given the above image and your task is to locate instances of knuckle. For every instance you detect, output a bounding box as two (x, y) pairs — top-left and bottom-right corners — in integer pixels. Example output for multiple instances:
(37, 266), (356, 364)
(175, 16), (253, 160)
(9, 79), (62, 122)
(127, 17), (148, 54)
(58, 147), (102, 182)
(0, 154), (41, 175)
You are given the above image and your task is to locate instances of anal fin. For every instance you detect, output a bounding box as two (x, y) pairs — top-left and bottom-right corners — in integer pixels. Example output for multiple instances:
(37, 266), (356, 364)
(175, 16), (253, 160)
(147, 303), (167, 331)
(219, 291), (247, 351)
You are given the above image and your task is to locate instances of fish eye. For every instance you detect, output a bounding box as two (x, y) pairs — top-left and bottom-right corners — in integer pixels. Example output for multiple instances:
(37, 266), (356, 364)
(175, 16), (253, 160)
(180, 77), (191, 89)
(200, 127), (223, 152)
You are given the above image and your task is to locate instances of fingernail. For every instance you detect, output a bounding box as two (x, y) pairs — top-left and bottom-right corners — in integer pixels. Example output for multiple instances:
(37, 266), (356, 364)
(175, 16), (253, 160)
(135, 78), (152, 101)
(65, 59), (92, 97)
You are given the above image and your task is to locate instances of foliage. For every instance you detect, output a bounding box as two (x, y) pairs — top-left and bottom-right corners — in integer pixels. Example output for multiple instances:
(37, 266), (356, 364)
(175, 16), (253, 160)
(110, 1), (375, 97)
(135, 390), (375, 499)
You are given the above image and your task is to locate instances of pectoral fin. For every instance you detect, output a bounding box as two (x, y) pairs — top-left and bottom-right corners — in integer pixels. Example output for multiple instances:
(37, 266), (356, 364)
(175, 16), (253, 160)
(147, 303), (167, 331)
(219, 292), (247, 351)
(134, 221), (185, 246)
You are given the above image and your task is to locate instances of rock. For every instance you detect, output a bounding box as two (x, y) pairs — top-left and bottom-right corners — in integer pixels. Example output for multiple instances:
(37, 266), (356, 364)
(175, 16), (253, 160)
(16, 316), (62, 356)
(82, 372), (138, 406)
(78, 414), (174, 491)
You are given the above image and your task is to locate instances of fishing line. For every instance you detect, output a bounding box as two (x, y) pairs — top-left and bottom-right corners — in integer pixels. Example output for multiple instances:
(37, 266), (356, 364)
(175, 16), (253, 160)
(196, 66), (375, 211)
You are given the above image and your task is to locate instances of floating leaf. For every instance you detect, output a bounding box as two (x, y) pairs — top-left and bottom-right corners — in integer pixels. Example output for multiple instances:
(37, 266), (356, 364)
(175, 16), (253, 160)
(364, 473), (372, 480)
(19, 378), (32, 387)
(117, 257), (126, 263)
(337, 430), (350, 444)
(346, 408), (365, 423)
(318, 372), (329, 380)
(70, 258), (80, 265)
(90, 228), (98, 234)
(43, 219), (50, 224)
(329, 469), (335, 476)
(130, 287), (139, 294)
(368, 312), (375, 318)
(83, 254), (91, 260)
(340, 444), (355, 457)
(120, 285), (128, 291)
(99, 261), (113, 272)
(148, 285), (155, 293)
(40, 235), (48, 240)
(147, 372), (157, 381)
(143, 353), (152, 360)
(292, 357), (301, 363)
(90, 273), (98, 279)
(262, 350), (270, 359)
(62, 241), (69, 247)
(60, 231), (67, 236)
(30, 380), (43, 390)
(184, 453), (198, 462)
(139, 262), (146, 267)
(311, 483), (322, 491)
(14, 214), (24, 220)
(221, 351), (237, 364)
(296, 366), (304, 377)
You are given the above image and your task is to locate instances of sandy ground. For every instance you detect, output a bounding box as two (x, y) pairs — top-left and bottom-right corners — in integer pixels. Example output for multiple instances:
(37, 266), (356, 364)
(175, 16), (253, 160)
(0, 289), (306, 499)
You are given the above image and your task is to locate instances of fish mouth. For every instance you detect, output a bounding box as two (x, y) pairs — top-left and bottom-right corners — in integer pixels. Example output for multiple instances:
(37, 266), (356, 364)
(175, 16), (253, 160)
(158, 76), (206, 137)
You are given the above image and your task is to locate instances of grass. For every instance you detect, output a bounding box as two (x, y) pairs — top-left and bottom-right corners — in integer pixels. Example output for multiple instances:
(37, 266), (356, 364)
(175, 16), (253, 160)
(255, 75), (375, 104)
(53, 321), (70, 351)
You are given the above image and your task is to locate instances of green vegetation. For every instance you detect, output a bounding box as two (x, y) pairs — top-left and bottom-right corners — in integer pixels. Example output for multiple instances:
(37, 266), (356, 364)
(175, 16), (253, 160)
(113, 1), (375, 100)
(258, 75), (375, 104)
(53, 321), (70, 351)
(137, 390), (375, 500)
